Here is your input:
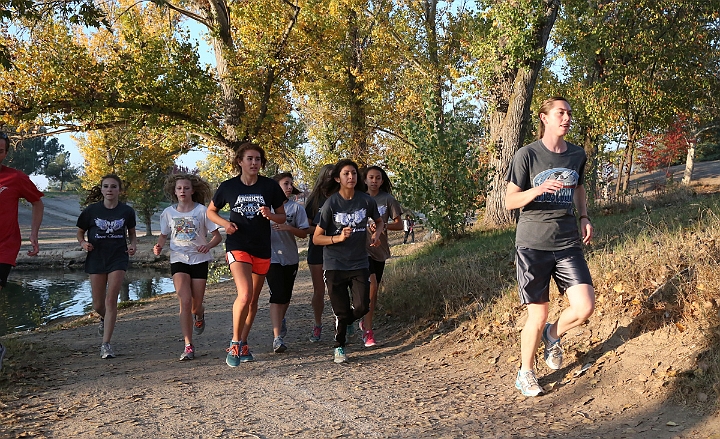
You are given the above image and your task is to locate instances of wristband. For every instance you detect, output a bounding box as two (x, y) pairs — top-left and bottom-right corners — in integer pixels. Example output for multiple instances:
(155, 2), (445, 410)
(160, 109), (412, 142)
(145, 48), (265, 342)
(579, 215), (590, 221)
(331, 235), (335, 244)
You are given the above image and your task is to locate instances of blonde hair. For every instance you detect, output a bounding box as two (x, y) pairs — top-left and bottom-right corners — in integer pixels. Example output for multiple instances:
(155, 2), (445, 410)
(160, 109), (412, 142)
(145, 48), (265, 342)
(537, 96), (569, 139)
(163, 173), (212, 204)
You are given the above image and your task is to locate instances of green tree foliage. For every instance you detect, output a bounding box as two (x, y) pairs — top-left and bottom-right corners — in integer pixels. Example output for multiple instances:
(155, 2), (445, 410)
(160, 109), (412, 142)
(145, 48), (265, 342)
(461, 0), (560, 226)
(45, 151), (80, 191)
(553, 0), (720, 196)
(77, 127), (178, 235)
(1, 2), (217, 145)
(0, 0), (107, 68)
(6, 134), (62, 175)
(390, 99), (489, 240)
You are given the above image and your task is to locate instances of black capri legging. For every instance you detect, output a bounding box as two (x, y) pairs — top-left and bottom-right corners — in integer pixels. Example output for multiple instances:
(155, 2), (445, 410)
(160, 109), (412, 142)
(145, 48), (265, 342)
(266, 263), (299, 304)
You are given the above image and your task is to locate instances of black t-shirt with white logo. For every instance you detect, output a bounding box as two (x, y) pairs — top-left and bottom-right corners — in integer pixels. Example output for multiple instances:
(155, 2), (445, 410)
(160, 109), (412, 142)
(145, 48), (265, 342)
(76, 201), (137, 273)
(211, 175), (286, 258)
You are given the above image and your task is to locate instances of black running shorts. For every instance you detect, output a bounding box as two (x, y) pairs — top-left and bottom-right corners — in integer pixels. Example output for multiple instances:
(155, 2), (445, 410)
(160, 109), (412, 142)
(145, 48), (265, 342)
(515, 246), (593, 304)
(0, 263), (12, 287)
(171, 261), (210, 279)
(368, 257), (386, 283)
(267, 263), (299, 304)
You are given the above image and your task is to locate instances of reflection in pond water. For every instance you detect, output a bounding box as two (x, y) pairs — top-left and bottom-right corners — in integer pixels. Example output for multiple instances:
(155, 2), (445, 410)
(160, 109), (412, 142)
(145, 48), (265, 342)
(0, 268), (177, 337)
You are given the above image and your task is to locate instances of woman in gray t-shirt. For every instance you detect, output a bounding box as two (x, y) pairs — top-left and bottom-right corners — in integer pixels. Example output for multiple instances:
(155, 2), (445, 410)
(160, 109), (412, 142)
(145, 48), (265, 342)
(313, 159), (383, 364)
(267, 173), (310, 354)
(505, 97), (595, 397)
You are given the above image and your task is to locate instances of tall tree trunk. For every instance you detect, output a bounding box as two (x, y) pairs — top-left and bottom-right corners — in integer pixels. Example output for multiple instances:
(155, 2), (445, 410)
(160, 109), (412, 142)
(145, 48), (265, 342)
(614, 146), (626, 197)
(347, 9), (368, 164)
(620, 127), (636, 193)
(483, 0), (559, 227)
(424, 0), (444, 137)
(206, 0), (244, 149)
(143, 210), (153, 237)
(581, 126), (598, 205)
(682, 140), (695, 185)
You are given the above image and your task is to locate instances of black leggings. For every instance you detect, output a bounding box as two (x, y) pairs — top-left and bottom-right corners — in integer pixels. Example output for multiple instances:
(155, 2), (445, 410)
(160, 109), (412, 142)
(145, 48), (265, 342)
(324, 268), (370, 347)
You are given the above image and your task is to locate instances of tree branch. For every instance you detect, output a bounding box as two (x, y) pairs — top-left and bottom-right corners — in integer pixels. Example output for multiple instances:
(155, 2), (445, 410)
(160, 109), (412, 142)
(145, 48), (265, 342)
(369, 124), (415, 148)
(155, 0), (212, 29)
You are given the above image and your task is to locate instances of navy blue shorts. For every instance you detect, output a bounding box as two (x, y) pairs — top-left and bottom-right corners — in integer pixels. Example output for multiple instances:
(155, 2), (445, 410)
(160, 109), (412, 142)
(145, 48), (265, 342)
(171, 261), (210, 279)
(515, 246), (593, 304)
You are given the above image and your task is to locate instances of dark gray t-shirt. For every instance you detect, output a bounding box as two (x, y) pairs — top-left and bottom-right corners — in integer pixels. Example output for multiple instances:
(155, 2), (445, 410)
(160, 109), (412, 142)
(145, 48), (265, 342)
(366, 191), (403, 262)
(318, 191), (380, 271)
(505, 140), (586, 251)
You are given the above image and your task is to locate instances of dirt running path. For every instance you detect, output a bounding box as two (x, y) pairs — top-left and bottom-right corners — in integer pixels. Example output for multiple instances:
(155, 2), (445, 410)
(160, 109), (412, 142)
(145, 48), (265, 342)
(5, 190), (720, 438)
(2, 262), (719, 438)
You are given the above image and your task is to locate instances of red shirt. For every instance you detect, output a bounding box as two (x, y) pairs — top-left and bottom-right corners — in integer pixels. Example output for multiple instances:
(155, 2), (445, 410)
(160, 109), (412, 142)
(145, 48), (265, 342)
(0, 165), (43, 265)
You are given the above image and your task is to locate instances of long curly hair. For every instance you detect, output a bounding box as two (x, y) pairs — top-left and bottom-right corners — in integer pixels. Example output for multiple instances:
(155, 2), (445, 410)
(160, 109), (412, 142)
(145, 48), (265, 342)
(163, 173), (213, 204)
(82, 174), (124, 206)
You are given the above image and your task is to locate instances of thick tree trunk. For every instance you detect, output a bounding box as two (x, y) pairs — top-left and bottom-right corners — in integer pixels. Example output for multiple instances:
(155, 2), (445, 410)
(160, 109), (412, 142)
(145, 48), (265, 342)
(347, 9), (368, 164)
(483, 1), (559, 227)
(143, 211), (153, 237)
(206, 0), (244, 148)
(484, 73), (536, 226)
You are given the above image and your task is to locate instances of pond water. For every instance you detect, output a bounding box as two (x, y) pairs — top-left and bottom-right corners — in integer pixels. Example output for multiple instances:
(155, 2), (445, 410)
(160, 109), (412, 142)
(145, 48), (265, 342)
(0, 268), (180, 337)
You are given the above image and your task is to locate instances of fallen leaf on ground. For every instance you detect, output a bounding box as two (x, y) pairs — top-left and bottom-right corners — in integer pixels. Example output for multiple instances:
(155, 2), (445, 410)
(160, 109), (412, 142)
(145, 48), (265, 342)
(573, 362), (593, 377)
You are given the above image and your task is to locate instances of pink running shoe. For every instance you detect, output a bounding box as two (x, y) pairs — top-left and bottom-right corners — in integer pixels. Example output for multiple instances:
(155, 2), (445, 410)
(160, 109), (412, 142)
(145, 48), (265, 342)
(363, 329), (376, 347)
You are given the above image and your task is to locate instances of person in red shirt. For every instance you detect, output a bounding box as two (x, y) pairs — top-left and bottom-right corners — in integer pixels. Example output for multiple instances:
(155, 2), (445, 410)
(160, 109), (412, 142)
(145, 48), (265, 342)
(0, 131), (44, 371)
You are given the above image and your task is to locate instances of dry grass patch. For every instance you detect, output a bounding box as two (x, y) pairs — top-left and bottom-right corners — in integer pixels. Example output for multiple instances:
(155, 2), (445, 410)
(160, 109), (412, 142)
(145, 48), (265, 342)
(382, 187), (720, 408)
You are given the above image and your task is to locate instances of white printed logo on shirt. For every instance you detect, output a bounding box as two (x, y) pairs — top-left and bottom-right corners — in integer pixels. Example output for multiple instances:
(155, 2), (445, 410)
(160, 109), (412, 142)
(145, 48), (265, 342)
(232, 194), (266, 219)
(93, 218), (126, 239)
(533, 168), (579, 206)
(334, 209), (367, 232)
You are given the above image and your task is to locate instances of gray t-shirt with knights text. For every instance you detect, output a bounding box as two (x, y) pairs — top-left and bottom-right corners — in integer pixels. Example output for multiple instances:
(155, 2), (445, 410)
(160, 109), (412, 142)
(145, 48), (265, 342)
(505, 140), (586, 251)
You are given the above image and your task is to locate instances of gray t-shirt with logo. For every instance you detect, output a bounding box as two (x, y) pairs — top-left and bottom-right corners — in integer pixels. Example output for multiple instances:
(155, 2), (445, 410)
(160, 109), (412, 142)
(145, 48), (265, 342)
(366, 191), (403, 262)
(270, 199), (310, 266)
(319, 191), (380, 271)
(506, 140), (586, 251)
